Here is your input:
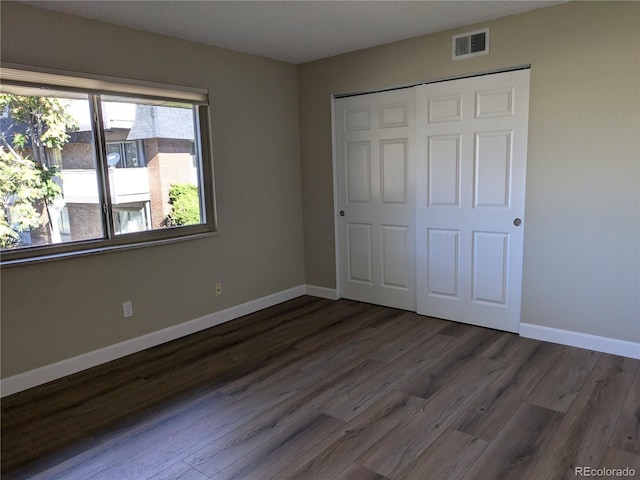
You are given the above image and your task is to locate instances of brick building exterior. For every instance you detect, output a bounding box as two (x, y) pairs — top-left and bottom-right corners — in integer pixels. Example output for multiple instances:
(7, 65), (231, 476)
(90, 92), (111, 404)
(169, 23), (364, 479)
(59, 105), (198, 239)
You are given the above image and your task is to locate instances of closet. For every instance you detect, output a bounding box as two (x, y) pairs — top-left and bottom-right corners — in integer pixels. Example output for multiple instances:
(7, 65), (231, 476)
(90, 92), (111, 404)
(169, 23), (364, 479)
(335, 68), (530, 332)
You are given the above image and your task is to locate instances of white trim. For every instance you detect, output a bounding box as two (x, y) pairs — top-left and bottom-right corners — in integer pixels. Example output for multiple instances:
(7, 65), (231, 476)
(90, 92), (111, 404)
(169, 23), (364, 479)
(331, 95), (342, 300)
(520, 323), (640, 360)
(305, 284), (339, 300)
(0, 285), (305, 397)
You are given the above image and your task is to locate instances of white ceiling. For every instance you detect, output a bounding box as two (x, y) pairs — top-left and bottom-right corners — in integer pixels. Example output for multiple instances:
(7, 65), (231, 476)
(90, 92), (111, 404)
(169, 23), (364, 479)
(23, 1), (566, 64)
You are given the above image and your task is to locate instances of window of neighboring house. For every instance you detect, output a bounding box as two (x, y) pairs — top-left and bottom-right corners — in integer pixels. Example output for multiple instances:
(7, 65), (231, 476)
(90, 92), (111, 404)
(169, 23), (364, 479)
(46, 147), (63, 167)
(113, 203), (150, 234)
(0, 65), (215, 265)
(106, 141), (145, 169)
(57, 206), (72, 242)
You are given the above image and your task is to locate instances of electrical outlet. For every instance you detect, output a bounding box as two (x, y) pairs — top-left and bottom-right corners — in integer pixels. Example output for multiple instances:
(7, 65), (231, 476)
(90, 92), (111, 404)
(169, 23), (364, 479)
(214, 283), (222, 297)
(122, 301), (134, 318)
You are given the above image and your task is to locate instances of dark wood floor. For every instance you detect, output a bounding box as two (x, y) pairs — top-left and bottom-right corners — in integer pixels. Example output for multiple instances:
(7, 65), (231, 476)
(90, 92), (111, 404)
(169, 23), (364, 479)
(2, 296), (639, 479)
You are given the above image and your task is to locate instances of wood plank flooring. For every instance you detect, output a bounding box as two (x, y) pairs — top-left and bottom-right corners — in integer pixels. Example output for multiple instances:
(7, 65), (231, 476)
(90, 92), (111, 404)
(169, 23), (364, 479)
(2, 296), (639, 479)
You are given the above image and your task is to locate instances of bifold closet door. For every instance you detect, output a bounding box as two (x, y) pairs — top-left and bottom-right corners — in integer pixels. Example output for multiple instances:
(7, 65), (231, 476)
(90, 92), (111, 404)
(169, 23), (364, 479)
(415, 69), (530, 333)
(335, 88), (416, 311)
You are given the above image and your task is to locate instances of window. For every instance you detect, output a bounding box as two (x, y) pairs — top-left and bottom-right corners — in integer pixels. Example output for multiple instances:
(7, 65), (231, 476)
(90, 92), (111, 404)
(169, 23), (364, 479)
(106, 141), (144, 169)
(0, 65), (215, 265)
(114, 203), (150, 234)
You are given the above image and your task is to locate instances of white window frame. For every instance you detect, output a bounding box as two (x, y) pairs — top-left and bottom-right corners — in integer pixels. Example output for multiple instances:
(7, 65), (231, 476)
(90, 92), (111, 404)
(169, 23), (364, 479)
(0, 63), (217, 266)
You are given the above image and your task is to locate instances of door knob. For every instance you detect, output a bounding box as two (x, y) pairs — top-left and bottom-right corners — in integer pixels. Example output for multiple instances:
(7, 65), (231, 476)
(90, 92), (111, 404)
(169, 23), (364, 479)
(339, 210), (345, 217)
(513, 218), (522, 226)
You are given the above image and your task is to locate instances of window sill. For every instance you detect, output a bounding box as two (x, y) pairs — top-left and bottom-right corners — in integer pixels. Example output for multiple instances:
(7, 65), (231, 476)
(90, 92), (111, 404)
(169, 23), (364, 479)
(0, 230), (219, 268)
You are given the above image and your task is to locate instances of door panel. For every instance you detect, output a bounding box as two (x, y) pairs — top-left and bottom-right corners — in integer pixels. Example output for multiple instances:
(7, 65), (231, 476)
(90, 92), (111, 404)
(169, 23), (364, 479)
(474, 131), (512, 207)
(472, 231), (508, 304)
(382, 225), (409, 289)
(475, 87), (514, 118)
(381, 140), (408, 203)
(336, 89), (416, 310)
(380, 103), (409, 127)
(416, 69), (530, 332)
(427, 228), (459, 298)
(346, 142), (372, 204)
(428, 94), (463, 123)
(428, 135), (461, 206)
(345, 107), (370, 131)
(347, 223), (373, 284)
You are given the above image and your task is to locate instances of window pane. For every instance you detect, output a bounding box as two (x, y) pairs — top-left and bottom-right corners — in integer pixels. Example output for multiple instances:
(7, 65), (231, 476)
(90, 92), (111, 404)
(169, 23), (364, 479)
(114, 203), (149, 234)
(106, 143), (122, 167)
(124, 142), (140, 168)
(0, 89), (104, 250)
(101, 96), (203, 234)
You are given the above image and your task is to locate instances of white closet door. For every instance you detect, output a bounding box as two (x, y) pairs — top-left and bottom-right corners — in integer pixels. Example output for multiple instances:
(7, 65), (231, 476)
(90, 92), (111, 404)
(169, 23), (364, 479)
(335, 88), (416, 310)
(416, 69), (530, 333)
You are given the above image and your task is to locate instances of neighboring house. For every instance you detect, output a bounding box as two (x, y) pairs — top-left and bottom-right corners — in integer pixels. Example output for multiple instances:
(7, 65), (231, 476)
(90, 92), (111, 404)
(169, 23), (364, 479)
(3, 103), (198, 245)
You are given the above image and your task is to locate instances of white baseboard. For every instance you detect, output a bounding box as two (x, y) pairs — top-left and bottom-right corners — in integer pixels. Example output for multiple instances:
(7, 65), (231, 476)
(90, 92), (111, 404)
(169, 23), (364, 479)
(520, 323), (640, 360)
(304, 284), (339, 300)
(3, 289), (634, 396)
(1, 285), (306, 398)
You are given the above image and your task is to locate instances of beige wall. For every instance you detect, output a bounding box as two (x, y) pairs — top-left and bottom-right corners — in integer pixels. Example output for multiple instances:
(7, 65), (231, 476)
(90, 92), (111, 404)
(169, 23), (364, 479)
(1, 1), (638, 380)
(298, 2), (640, 342)
(0, 2), (305, 377)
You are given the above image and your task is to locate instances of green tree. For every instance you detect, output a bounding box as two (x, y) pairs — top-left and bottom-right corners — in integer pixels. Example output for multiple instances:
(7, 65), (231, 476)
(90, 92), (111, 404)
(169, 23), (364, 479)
(165, 184), (200, 227)
(0, 95), (77, 248)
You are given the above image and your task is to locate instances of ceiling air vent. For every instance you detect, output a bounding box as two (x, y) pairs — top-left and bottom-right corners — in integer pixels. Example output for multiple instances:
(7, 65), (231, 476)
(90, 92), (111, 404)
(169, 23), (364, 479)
(452, 28), (489, 60)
